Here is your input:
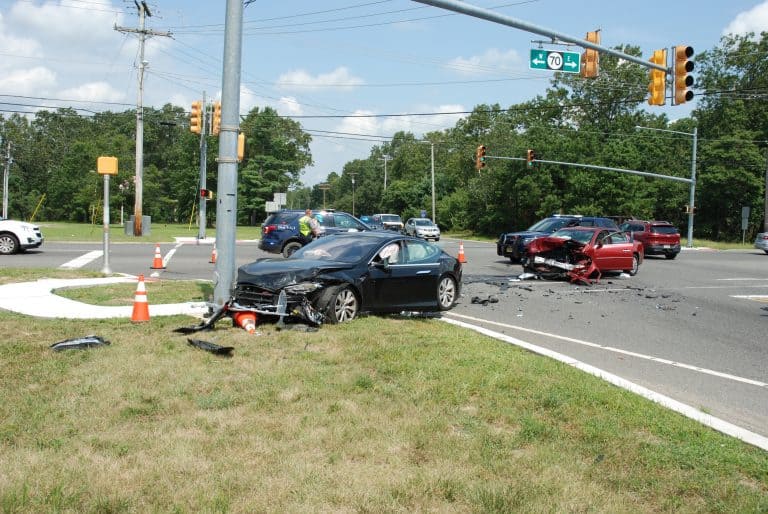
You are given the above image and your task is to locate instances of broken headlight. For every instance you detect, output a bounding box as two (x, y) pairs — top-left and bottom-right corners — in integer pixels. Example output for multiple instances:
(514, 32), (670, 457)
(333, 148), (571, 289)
(283, 282), (323, 294)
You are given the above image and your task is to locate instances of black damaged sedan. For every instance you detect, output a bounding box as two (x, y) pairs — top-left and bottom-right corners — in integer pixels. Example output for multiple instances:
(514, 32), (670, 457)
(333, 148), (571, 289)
(233, 231), (462, 324)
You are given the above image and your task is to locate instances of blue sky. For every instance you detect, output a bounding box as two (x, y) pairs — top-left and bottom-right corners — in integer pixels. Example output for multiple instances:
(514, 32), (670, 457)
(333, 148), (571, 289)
(1, 0), (767, 186)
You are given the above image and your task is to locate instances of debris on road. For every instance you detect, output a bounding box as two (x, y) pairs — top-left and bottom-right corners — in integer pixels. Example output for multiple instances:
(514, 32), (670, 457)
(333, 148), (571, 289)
(51, 335), (110, 351)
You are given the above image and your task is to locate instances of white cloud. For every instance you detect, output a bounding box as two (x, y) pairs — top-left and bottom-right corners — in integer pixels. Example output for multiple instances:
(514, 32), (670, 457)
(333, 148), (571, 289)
(723, 1), (768, 36)
(59, 82), (125, 103)
(0, 67), (56, 96)
(447, 48), (522, 75)
(276, 66), (364, 91)
(277, 96), (303, 116)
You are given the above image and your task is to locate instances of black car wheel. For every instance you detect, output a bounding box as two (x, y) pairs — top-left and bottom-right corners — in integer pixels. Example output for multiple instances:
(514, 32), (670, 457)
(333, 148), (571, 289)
(665, 252), (677, 260)
(282, 241), (302, 258)
(0, 234), (19, 255)
(437, 275), (457, 310)
(625, 254), (640, 276)
(318, 285), (359, 323)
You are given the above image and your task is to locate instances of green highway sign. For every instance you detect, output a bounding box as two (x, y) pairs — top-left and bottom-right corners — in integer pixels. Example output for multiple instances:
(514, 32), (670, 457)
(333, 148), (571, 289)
(529, 49), (581, 74)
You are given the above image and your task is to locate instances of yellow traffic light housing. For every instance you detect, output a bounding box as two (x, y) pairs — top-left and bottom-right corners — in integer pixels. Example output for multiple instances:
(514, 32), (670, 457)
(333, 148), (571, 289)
(237, 133), (245, 162)
(674, 45), (694, 105)
(190, 100), (202, 134)
(475, 145), (487, 172)
(580, 30), (600, 78)
(647, 49), (667, 106)
(212, 101), (222, 136)
(526, 149), (535, 167)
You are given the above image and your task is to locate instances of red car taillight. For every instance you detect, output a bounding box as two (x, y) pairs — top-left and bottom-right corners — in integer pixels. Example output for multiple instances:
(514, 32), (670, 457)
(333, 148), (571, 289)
(262, 224), (277, 235)
(761, 235), (768, 240)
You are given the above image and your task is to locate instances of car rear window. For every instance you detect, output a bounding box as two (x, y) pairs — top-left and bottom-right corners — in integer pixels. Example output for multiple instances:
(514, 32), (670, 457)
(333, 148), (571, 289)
(265, 212), (297, 225)
(651, 225), (678, 234)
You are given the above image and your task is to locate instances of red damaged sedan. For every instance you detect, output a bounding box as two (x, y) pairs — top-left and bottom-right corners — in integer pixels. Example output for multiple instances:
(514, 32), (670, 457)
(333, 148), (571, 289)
(523, 227), (643, 284)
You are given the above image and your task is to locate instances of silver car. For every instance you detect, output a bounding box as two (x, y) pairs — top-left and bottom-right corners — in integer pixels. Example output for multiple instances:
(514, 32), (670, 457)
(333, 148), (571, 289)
(404, 217), (440, 241)
(755, 232), (768, 254)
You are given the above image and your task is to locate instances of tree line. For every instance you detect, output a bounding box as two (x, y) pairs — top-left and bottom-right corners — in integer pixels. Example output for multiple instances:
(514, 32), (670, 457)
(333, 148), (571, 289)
(1, 32), (766, 241)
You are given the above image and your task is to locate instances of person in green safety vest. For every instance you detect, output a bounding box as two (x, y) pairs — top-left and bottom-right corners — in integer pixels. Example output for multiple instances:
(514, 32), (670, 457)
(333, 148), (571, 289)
(298, 209), (321, 243)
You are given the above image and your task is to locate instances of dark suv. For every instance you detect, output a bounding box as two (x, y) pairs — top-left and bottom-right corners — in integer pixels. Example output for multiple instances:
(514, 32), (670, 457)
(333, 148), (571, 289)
(619, 220), (681, 259)
(497, 215), (619, 263)
(259, 209), (371, 257)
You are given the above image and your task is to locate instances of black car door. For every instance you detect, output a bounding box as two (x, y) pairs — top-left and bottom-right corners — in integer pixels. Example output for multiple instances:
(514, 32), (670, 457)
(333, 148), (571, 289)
(367, 239), (440, 310)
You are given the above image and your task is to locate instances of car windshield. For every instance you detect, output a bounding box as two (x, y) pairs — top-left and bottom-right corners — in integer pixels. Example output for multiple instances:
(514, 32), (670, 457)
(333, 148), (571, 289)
(550, 228), (595, 244)
(528, 218), (574, 233)
(290, 236), (378, 263)
(414, 219), (433, 226)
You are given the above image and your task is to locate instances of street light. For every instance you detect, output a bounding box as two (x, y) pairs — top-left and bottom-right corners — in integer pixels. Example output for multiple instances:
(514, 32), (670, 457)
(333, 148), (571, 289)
(348, 172), (357, 216)
(636, 125), (698, 248)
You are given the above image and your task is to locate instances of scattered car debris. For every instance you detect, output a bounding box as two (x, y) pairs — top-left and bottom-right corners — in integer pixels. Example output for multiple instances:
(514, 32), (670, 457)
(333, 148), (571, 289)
(471, 295), (499, 306)
(50, 335), (110, 351)
(187, 338), (234, 356)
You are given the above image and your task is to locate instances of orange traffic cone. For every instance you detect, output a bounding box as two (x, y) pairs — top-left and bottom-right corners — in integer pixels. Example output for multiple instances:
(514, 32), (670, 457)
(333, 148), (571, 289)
(233, 311), (257, 334)
(131, 274), (150, 323)
(458, 241), (467, 263)
(150, 244), (165, 269)
(209, 245), (217, 264)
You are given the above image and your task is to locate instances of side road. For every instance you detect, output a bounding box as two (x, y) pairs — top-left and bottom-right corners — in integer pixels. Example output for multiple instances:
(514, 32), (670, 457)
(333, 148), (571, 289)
(0, 276), (208, 319)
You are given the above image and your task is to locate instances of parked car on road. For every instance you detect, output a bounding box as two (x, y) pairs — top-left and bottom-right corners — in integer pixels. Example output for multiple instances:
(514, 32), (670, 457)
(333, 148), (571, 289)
(755, 232), (768, 254)
(372, 213), (404, 231)
(524, 226), (643, 284)
(497, 215), (619, 263)
(0, 216), (43, 255)
(234, 231), (462, 323)
(258, 209), (370, 257)
(403, 217), (440, 241)
(619, 220), (681, 259)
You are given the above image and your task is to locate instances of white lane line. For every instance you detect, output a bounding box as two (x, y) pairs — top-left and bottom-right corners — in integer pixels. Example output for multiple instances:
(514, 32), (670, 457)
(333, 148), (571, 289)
(717, 278), (768, 281)
(446, 312), (767, 388)
(440, 316), (768, 452)
(59, 250), (103, 269)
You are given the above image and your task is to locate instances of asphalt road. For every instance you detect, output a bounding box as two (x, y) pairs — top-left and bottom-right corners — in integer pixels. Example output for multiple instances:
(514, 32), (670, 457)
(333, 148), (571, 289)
(5, 238), (768, 439)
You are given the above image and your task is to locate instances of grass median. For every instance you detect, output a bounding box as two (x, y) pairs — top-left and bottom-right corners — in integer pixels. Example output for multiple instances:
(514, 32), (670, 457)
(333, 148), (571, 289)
(1, 268), (767, 512)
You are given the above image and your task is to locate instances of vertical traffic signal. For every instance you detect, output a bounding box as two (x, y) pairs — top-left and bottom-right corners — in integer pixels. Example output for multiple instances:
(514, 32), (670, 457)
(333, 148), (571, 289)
(237, 133), (245, 162)
(475, 145), (486, 171)
(200, 188), (214, 200)
(673, 45), (694, 105)
(647, 49), (667, 106)
(526, 149), (535, 167)
(190, 100), (202, 134)
(580, 31), (600, 78)
(212, 101), (222, 136)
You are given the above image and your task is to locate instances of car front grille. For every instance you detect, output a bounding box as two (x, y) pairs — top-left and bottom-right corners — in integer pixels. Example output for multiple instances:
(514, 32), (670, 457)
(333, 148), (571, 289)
(233, 284), (277, 308)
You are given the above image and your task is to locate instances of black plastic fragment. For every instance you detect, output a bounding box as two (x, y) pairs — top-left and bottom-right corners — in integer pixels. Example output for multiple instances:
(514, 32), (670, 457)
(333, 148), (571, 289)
(51, 335), (111, 351)
(187, 338), (234, 356)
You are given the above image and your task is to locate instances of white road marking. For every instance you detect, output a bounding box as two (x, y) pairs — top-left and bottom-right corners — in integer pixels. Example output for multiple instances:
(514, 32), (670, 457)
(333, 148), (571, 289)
(59, 250), (103, 269)
(446, 312), (767, 388)
(441, 316), (768, 452)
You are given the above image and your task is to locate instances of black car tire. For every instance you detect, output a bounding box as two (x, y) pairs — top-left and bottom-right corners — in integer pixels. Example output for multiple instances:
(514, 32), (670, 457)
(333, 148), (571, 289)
(665, 252), (677, 260)
(282, 241), (302, 258)
(318, 285), (359, 323)
(0, 233), (19, 255)
(437, 275), (457, 310)
(625, 254), (640, 276)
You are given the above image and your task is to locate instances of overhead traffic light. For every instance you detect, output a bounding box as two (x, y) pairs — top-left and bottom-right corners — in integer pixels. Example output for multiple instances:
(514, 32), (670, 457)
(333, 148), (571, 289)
(526, 149), (535, 167)
(212, 101), (222, 136)
(673, 45), (694, 105)
(190, 100), (202, 134)
(237, 133), (245, 162)
(647, 49), (667, 106)
(475, 145), (486, 171)
(200, 188), (214, 200)
(580, 30), (600, 78)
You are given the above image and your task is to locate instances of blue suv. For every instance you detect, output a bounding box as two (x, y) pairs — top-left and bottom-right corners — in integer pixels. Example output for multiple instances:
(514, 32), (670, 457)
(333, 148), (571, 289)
(259, 209), (371, 257)
(496, 215), (619, 263)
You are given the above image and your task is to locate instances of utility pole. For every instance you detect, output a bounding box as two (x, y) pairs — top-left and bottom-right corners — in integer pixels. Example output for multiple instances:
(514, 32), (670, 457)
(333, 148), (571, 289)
(348, 172), (357, 216)
(2, 138), (11, 219)
(764, 150), (768, 233)
(380, 155), (391, 191)
(430, 141), (436, 224)
(115, 1), (171, 236)
(213, 0), (244, 307)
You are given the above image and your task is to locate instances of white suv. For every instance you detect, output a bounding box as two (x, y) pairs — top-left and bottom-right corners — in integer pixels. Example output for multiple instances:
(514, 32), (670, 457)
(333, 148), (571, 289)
(0, 217), (44, 255)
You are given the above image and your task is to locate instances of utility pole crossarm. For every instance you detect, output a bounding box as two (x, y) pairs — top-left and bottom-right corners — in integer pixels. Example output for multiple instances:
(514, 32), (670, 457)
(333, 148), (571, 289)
(411, 0), (667, 72)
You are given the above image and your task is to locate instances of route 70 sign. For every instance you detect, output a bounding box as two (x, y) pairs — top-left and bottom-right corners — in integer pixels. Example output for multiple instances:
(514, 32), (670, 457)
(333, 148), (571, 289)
(529, 49), (581, 74)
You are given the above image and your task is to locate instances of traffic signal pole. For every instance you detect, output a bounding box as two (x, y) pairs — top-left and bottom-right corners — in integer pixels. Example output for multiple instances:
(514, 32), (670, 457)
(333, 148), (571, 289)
(213, 0), (243, 307)
(412, 0), (667, 73)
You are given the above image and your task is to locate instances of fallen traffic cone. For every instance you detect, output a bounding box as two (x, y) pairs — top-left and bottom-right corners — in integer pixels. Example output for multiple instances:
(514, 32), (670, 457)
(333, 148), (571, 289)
(209, 245), (217, 264)
(150, 244), (165, 270)
(131, 274), (150, 323)
(457, 241), (467, 263)
(233, 311), (257, 334)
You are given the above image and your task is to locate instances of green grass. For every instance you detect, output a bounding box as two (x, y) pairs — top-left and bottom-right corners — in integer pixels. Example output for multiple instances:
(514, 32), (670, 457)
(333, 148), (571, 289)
(1, 269), (767, 512)
(37, 221), (262, 243)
